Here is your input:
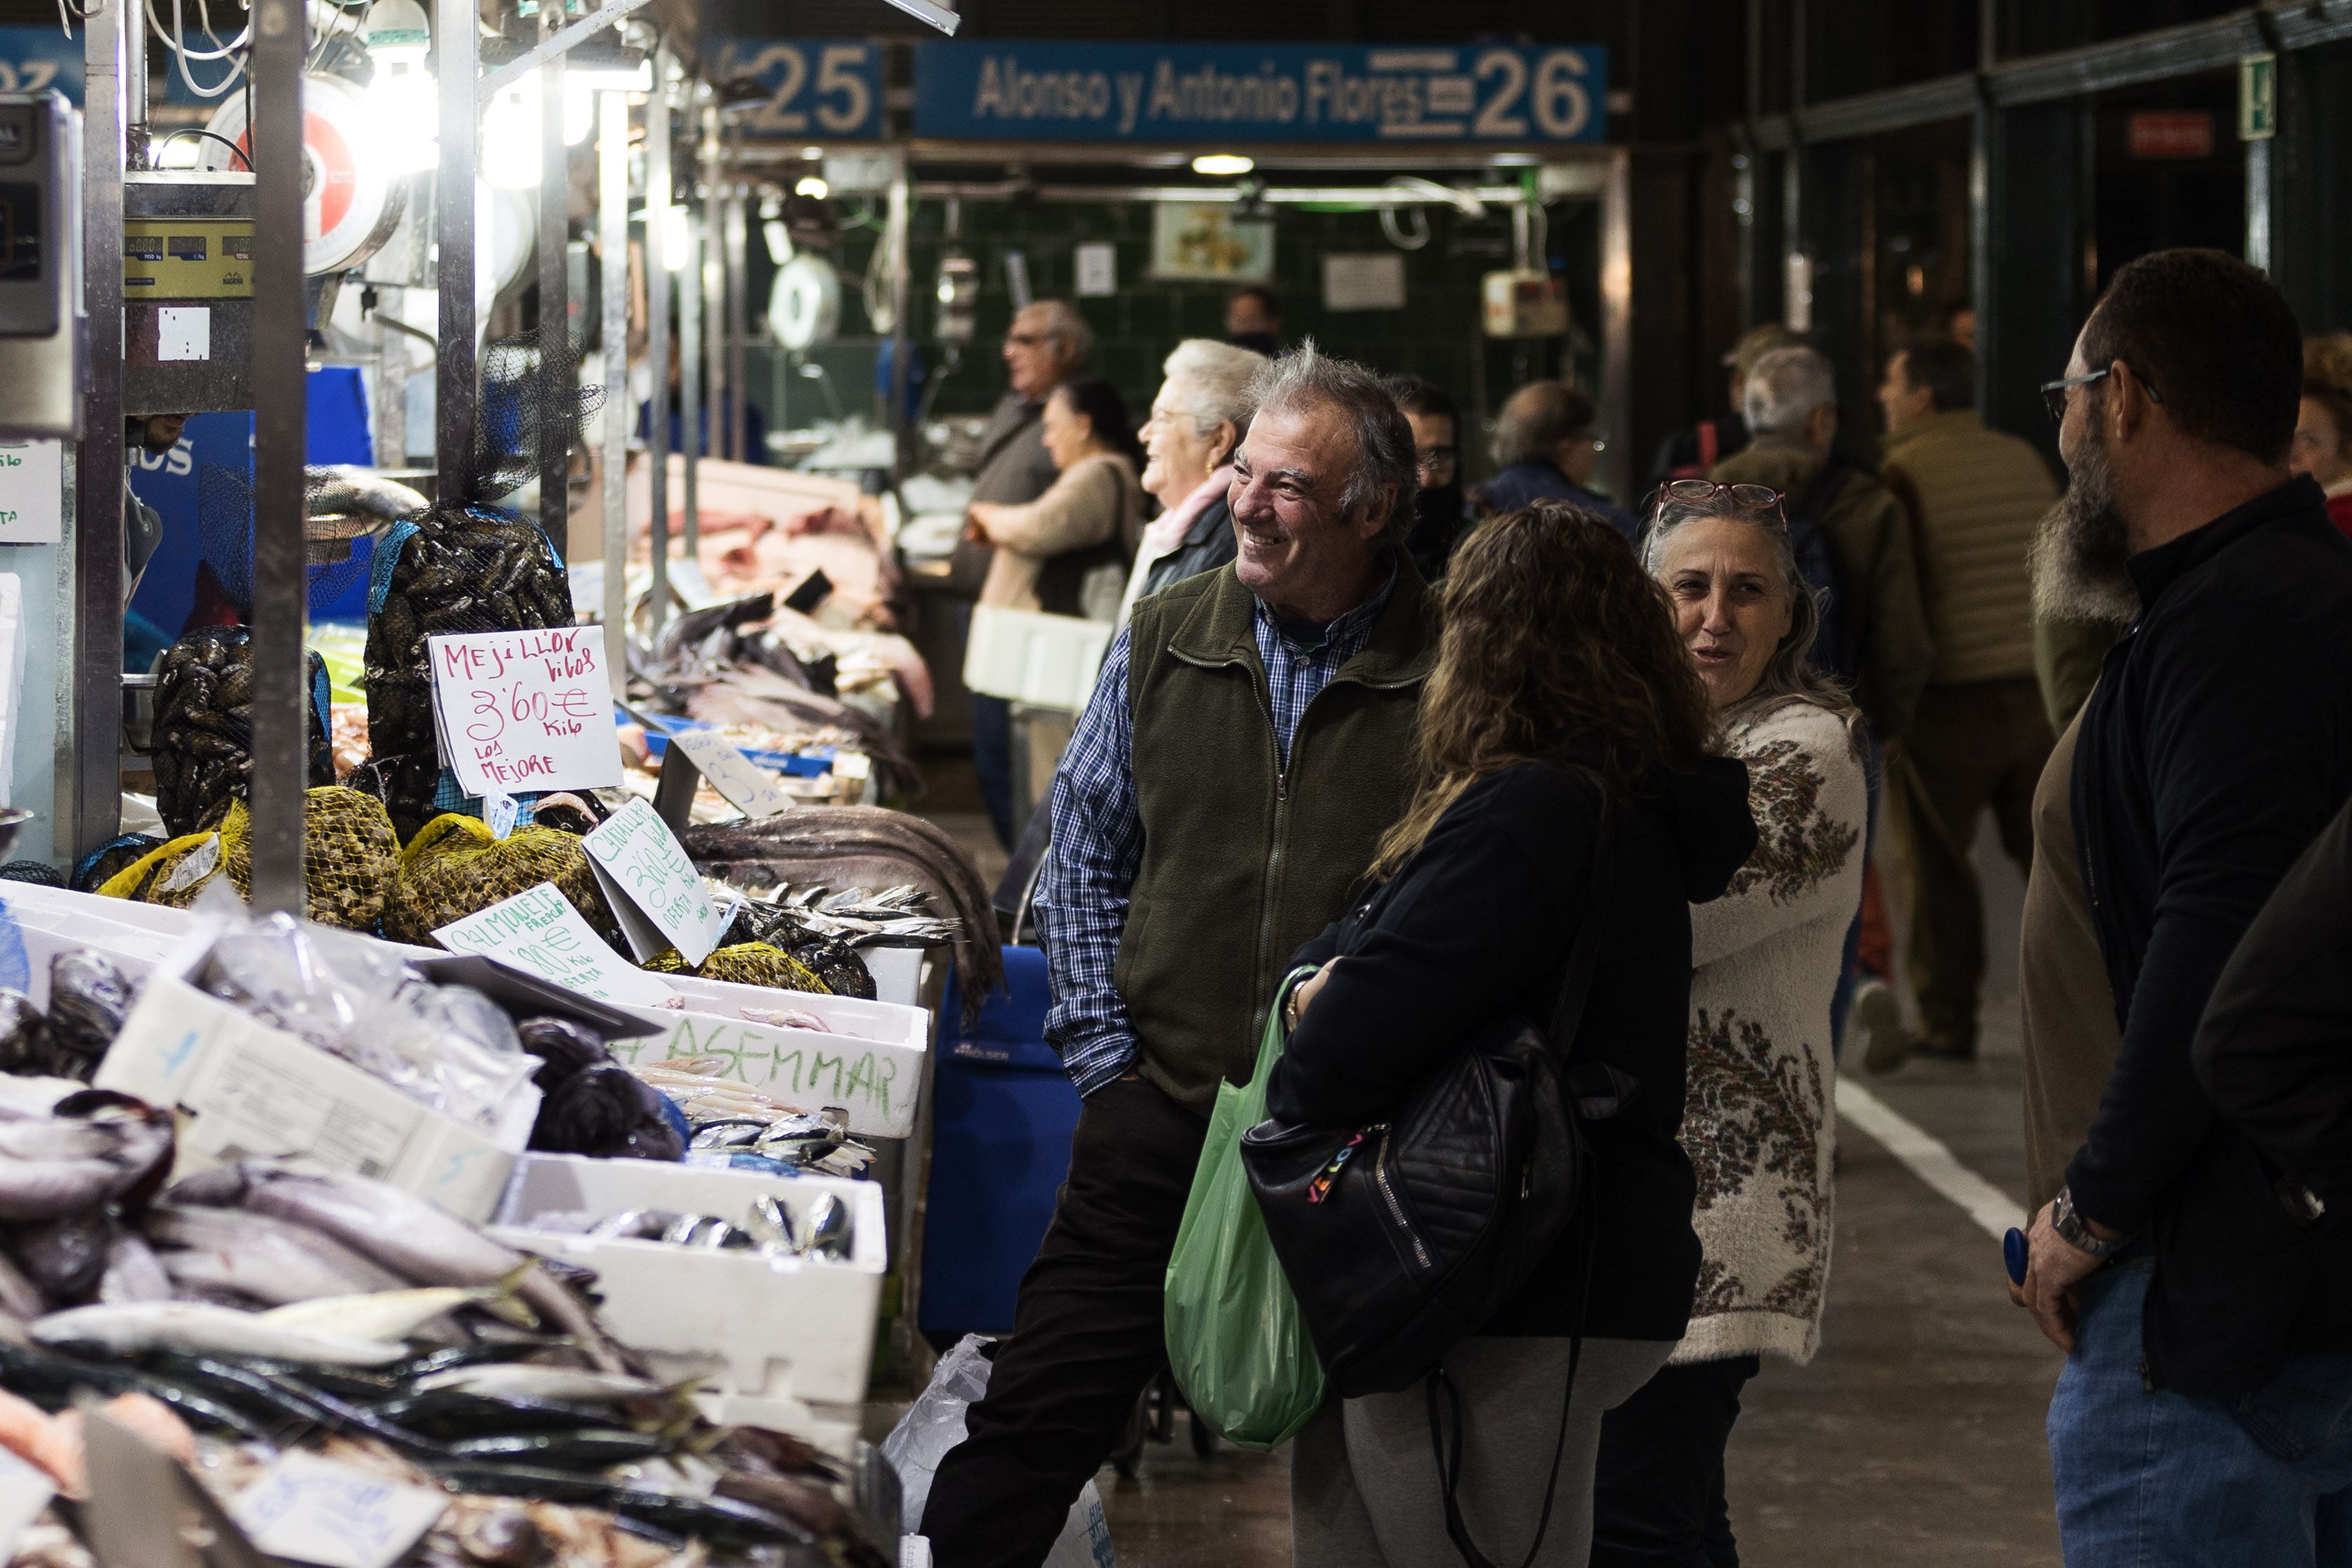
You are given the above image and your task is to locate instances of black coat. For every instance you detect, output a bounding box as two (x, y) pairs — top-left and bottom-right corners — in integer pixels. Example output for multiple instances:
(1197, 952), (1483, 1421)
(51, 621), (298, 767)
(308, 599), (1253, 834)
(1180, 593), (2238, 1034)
(2069, 475), (2352, 1395)
(2193, 794), (2352, 1204)
(1140, 495), (1238, 599)
(1265, 757), (1758, 1342)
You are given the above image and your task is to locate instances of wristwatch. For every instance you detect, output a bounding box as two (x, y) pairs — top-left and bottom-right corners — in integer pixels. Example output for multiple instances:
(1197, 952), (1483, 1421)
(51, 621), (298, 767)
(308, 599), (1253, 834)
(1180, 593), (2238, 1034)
(2051, 1185), (2133, 1259)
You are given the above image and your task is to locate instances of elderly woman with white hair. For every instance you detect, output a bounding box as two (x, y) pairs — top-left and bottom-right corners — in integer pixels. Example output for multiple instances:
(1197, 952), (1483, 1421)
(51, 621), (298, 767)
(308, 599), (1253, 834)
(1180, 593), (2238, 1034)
(1117, 337), (1268, 623)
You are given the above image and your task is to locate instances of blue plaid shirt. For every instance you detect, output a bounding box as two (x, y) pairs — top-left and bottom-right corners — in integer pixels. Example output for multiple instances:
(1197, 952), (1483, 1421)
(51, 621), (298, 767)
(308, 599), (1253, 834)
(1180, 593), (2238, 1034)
(1036, 575), (1396, 1097)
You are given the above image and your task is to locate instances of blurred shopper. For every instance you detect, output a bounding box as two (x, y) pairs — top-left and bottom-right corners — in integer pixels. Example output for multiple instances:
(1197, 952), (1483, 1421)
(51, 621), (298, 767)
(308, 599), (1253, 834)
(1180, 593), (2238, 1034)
(920, 345), (1439, 1568)
(966, 378), (1144, 621)
(1475, 382), (1636, 538)
(1943, 298), (1977, 353)
(1225, 284), (1283, 356)
(1649, 323), (1796, 492)
(1278, 503), (1756, 1568)
(2194, 792), (2352, 1207)
(1875, 337), (2059, 1064)
(1387, 374), (1474, 579)
(1716, 347), (1927, 1067)
(1122, 338), (1266, 621)
(1585, 484), (1863, 1568)
(2012, 248), (2352, 1567)
(965, 301), (1093, 849)
(2295, 332), (2352, 538)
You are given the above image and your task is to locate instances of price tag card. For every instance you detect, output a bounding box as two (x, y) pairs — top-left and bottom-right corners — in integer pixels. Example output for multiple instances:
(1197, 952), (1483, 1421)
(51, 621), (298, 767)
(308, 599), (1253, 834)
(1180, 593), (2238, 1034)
(433, 882), (676, 1007)
(0, 441), (63, 545)
(670, 728), (793, 820)
(582, 797), (731, 965)
(229, 1449), (449, 1568)
(482, 791), (520, 840)
(426, 626), (623, 799)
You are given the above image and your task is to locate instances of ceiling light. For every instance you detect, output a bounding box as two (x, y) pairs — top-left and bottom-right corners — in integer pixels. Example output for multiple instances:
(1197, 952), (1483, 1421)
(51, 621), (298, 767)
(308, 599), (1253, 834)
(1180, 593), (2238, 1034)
(795, 175), (829, 200)
(1193, 153), (1254, 176)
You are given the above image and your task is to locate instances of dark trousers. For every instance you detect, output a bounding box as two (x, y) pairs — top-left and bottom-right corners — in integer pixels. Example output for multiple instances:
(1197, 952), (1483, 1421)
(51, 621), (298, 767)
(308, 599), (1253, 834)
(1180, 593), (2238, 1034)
(921, 1074), (1209, 1568)
(970, 692), (1017, 850)
(1884, 677), (2052, 1055)
(1588, 1354), (1761, 1568)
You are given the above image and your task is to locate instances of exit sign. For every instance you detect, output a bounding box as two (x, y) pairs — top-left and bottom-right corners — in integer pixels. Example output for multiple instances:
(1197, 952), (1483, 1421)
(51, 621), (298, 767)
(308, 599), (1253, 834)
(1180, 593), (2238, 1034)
(2240, 52), (2277, 141)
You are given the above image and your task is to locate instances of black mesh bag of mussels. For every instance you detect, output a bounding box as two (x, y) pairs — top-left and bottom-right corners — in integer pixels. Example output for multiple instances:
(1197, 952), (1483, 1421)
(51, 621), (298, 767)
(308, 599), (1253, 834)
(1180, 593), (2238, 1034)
(362, 336), (604, 839)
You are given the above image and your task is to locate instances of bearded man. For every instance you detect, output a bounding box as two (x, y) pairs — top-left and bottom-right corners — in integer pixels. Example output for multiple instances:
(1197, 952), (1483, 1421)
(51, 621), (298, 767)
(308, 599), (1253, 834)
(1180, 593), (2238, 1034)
(2009, 247), (2352, 1567)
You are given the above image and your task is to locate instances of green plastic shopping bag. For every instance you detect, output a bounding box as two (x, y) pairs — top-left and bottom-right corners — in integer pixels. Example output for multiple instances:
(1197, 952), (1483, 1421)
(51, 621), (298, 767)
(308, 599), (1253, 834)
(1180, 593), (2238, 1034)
(1163, 966), (1328, 1448)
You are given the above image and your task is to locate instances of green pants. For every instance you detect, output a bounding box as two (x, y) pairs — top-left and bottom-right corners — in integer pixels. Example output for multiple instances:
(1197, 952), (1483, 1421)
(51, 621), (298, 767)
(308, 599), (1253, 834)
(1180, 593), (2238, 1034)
(1884, 677), (2055, 1056)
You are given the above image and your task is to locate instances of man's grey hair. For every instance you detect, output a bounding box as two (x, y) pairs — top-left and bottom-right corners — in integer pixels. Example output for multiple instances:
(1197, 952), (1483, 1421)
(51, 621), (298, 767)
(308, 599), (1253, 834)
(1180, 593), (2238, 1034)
(1244, 340), (1418, 544)
(1027, 299), (1095, 365)
(1161, 338), (1265, 456)
(1742, 346), (1838, 439)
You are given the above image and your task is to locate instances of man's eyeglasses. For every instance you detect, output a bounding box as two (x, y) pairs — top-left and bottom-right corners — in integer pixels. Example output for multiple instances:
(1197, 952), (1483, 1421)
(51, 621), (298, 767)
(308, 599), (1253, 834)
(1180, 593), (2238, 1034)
(1643, 477), (1787, 525)
(2041, 366), (2164, 426)
(1006, 331), (1052, 349)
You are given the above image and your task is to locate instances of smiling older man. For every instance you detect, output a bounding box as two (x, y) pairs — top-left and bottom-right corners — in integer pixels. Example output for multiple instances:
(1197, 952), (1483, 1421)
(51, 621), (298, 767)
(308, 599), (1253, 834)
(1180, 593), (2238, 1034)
(919, 345), (1437, 1568)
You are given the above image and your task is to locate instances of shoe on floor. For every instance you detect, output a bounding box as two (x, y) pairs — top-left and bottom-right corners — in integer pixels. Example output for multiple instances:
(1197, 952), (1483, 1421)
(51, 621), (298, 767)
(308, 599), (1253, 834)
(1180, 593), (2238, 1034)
(1851, 979), (1911, 1074)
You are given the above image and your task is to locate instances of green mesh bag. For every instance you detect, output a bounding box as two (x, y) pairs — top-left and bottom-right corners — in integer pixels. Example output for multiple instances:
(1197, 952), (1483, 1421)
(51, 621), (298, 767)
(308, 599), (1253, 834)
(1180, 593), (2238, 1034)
(387, 811), (622, 949)
(642, 941), (832, 994)
(96, 788), (398, 932)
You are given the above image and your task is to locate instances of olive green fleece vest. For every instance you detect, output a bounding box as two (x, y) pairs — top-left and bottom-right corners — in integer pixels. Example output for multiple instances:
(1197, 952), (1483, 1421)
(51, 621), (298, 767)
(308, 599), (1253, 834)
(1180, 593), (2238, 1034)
(1118, 558), (1435, 1117)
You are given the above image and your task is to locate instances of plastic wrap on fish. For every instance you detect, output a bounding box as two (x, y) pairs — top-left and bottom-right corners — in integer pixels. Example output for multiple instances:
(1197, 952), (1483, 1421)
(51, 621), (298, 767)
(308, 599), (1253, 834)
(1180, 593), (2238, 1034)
(43, 953), (131, 1081)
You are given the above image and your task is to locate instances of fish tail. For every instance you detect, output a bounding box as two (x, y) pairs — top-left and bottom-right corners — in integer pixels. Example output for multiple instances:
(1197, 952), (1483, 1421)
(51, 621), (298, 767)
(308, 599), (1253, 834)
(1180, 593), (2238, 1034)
(479, 1262), (544, 1331)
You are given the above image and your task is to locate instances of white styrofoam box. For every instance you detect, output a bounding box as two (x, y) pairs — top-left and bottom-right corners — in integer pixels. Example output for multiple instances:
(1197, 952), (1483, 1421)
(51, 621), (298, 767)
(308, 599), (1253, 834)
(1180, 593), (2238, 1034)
(608, 978), (930, 1139)
(861, 946), (922, 1010)
(0, 880), (198, 940)
(96, 939), (539, 1223)
(491, 1153), (885, 1407)
(961, 605), (1112, 714)
(11, 915), (169, 1007)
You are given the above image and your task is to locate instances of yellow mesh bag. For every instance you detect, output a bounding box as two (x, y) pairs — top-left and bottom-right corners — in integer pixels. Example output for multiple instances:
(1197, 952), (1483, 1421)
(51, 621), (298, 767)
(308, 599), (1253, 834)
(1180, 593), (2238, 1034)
(642, 941), (831, 994)
(96, 788), (399, 931)
(386, 811), (622, 949)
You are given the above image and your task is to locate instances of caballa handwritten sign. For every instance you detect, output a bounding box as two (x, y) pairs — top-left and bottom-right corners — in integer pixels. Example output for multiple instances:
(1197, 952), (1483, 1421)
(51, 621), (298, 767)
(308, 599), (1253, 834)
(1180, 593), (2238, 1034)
(427, 626), (622, 798)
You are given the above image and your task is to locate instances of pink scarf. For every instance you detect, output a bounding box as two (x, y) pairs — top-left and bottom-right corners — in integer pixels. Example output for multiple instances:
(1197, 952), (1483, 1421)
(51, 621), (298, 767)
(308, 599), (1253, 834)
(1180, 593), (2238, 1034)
(1142, 467), (1235, 560)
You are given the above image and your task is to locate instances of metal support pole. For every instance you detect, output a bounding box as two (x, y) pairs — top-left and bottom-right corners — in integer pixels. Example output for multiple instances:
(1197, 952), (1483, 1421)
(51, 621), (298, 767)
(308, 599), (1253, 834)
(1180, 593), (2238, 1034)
(725, 185), (748, 465)
(436, 0), (479, 498)
(645, 46), (670, 639)
(598, 89), (628, 695)
(70, 0), (126, 860)
(885, 172), (911, 481)
(2246, 136), (2274, 275)
(539, 13), (570, 542)
(1598, 147), (1633, 508)
(123, 0), (146, 166)
(700, 101), (724, 467)
(679, 206), (700, 558)
(248, 0), (308, 913)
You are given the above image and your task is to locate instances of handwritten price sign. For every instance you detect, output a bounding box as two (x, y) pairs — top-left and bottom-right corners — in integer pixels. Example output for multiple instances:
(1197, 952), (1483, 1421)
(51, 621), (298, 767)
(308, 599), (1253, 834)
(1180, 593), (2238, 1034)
(427, 626), (622, 798)
(584, 797), (733, 965)
(670, 727), (794, 820)
(432, 882), (677, 1007)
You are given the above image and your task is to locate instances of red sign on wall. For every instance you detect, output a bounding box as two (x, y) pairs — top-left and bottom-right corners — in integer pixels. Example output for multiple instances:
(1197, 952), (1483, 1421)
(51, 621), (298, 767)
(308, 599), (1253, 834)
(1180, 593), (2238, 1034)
(2127, 111), (2216, 160)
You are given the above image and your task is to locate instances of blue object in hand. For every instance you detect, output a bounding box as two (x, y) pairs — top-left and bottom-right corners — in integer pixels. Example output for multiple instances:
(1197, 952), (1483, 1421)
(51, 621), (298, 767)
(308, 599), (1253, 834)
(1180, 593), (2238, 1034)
(2004, 1227), (2029, 1285)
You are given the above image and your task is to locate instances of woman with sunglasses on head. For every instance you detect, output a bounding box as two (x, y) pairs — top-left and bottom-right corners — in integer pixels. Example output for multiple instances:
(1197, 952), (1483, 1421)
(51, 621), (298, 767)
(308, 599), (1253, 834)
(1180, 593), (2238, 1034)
(1275, 503), (1757, 1567)
(1586, 480), (1868, 1568)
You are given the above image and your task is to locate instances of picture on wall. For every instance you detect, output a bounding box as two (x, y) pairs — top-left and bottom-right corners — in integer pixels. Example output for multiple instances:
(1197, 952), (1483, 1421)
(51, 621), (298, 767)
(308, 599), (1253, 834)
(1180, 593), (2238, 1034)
(1149, 203), (1275, 282)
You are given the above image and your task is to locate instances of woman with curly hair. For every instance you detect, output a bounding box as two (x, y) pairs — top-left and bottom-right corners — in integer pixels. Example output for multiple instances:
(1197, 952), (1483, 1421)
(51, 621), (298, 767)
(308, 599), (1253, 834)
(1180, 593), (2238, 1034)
(1586, 481), (1869, 1567)
(2294, 334), (2352, 539)
(1273, 503), (1759, 1567)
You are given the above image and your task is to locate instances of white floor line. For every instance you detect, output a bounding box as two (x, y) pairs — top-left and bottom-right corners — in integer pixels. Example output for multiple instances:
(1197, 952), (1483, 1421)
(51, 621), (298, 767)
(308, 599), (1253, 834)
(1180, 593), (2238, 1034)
(1835, 1076), (2029, 1242)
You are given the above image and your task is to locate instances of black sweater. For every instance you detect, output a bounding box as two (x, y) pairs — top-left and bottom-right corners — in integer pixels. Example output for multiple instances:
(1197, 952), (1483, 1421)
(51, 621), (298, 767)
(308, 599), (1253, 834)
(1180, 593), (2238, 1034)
(1264, 757), (1758, 1342)
(2070, 475), (2352, 1394)
(2193, 793), (2352, 1204)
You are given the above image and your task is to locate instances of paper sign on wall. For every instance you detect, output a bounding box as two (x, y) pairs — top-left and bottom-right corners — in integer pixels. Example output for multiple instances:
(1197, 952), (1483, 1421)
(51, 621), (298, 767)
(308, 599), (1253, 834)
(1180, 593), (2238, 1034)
(433, 882), (676, 1007)
(669, 728), (794, 821)
(426, 626), (623, 798)
(0, 442), (63, 544)
(583, 797), (732, 965)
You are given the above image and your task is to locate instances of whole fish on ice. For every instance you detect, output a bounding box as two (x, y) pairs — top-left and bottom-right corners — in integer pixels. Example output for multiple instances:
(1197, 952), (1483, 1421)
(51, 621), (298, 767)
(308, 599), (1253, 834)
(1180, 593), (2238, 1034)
(31, 1302), (409, 1365)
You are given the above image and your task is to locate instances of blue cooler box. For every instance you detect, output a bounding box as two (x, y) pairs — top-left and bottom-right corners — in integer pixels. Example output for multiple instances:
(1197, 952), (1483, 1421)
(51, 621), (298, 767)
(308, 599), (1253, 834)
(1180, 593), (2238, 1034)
(919, 946), (1081, 1340)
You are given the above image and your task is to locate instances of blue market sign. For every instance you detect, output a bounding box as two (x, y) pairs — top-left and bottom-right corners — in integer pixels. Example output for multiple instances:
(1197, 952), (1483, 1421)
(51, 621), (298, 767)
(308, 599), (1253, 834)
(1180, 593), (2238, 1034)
(714, 40), (885, 140)
(915, 42), (1605, 143)
(0, 29), (82, 103)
